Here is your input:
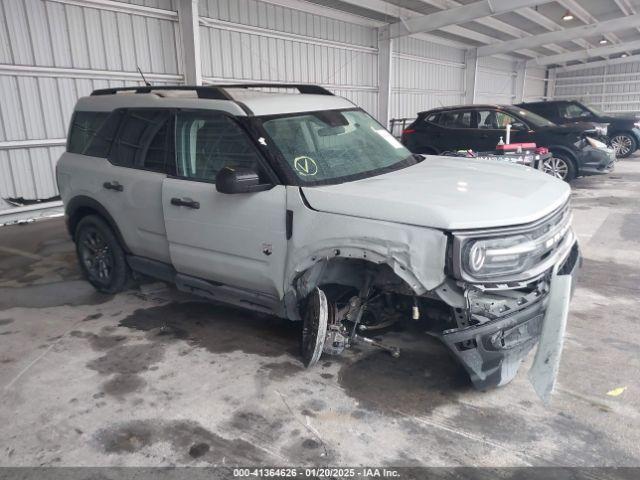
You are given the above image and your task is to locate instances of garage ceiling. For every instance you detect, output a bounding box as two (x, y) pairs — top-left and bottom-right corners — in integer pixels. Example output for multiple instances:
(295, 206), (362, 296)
(298, 0), (640, 67)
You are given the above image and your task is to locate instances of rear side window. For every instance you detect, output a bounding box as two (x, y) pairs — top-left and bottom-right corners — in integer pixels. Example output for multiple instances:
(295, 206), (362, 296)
(84, 111), (124, 158)
(143, 115), (176, 175)
(110, 109), (174, 173)
(67, 112), (109, 154)
(431, 111), (472, 128)
(424, 113), (439, 124)
(527, 103), (556, 118)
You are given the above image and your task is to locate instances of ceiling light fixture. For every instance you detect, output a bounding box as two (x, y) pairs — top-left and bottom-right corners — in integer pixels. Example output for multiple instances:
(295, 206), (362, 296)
(599, 38), (608, 44)
(622, 53), (629, 58)
(562, 10), (574, 21)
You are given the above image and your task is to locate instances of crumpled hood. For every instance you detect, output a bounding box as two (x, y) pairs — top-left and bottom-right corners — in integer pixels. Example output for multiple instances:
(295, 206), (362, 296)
(301, 156), (570, 230)
(537, 123), (593, 135)
(600, 113), (637, 123)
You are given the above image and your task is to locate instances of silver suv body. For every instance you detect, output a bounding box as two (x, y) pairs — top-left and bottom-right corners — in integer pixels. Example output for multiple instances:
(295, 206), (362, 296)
(57, 85), (580, 400)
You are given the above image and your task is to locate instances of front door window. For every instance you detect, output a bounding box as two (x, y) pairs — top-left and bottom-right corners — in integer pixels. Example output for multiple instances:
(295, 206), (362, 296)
(175, 112), (265, 182)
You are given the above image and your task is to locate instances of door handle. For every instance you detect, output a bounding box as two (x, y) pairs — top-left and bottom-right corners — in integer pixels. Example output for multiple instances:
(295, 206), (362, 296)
(103, 181), (123, 192)
(480, 134), (490, 139)
(170, 197), (200, 209)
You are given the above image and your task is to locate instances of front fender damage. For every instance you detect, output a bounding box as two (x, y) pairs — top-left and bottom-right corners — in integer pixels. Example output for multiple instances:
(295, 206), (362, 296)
(281, 205), (449, 319)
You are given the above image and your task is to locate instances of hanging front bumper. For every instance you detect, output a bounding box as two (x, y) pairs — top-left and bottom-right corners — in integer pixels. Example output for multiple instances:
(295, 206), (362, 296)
(437, 241), (581, 396)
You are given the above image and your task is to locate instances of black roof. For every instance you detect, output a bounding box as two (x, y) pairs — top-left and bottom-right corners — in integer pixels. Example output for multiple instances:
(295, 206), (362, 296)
(516, 100), (571, 106)
(90, 83), (334, 99)
(418, 104), (516, 115)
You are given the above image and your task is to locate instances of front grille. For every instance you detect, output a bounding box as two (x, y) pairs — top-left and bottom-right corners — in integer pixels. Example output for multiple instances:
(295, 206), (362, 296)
(524, 202), (572, 267)
(452, 200), (576, 286)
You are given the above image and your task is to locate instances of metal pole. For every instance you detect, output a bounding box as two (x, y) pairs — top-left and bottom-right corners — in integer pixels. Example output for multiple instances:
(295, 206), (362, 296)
(377, 25), (393, 128)
(178, 0), (202, 85)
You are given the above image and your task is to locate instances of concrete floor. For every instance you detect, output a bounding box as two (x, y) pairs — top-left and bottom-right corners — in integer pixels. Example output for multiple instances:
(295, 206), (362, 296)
(0, 159), (639, 468)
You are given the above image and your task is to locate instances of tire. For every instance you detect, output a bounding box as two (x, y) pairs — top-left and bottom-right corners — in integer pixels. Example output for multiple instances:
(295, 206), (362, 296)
(610, 132), (636, 158)
(300, 287), (329, 368)
(543, 152), (576, 182)
(75, 214), (130, 294)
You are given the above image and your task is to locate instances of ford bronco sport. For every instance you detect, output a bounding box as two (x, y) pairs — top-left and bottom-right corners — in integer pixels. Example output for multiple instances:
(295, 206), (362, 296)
(57, 84), (580, 401)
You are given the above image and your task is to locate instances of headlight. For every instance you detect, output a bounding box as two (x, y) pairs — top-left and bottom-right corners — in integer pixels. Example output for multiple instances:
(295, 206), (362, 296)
(453, 205), (574, 282)
(586, 136), (608, 149)
(468, 242), (487, 272)
(462, 234), (536, 279)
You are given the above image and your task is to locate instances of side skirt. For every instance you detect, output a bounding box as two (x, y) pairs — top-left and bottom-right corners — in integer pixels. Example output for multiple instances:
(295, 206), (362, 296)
(126, 255), (282, 316)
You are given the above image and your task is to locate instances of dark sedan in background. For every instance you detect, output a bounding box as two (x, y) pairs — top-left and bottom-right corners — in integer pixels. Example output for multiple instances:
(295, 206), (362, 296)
(401, 104), (616, 181)
(517, 100), (640, 158)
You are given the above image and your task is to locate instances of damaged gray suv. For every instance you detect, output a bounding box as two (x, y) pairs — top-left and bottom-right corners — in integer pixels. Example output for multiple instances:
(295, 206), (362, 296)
(57, 84), (580, 401)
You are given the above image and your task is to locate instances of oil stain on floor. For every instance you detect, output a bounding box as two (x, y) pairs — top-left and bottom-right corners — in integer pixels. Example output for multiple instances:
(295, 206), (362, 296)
(337, 345), (471, 416)
(94, 419), (272, 464)
(118, 301), (300, 358)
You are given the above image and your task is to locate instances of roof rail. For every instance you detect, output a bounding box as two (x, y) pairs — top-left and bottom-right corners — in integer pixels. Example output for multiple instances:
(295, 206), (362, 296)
(90, 83), (333, 98)
(214, 83), (334, 96)
(90, 85), (234, 99)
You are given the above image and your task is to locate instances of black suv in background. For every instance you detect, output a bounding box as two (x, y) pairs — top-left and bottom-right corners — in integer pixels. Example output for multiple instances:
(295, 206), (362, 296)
(401, 104), (615, 181)
(517, 100), (640, 158)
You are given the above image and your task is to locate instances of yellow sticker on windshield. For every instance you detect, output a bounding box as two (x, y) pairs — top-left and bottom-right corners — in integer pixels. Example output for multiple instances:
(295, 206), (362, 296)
(294, 156), (318, 176)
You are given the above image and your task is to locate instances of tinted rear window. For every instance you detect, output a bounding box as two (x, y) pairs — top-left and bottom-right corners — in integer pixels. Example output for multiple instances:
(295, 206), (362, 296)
(85, 111), (124, 158)
(110, 110), (172, 170)
(67, 112), (109, 154)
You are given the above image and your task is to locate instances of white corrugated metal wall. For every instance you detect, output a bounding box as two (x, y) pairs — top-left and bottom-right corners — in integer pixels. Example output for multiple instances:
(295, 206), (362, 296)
(198, 0), (379, 117)
(0, 0), (183, 204)
(0, 0), (535, 208)
(390, 46), (539, 121)
(523, 66), (547, 102)
(553, 61), (640, 114)
(391, 36), (465, 119)
(476, 56), (518, 104)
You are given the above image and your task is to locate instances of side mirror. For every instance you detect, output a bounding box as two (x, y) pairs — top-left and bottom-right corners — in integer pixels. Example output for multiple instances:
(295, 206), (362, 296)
(215, 166), (272, 194)
(511, 122), (527, 130)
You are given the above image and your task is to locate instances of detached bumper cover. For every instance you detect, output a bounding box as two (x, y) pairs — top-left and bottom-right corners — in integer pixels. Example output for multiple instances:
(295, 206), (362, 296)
(438, 242), (581, 397)
(629, 127), (640, 145)
(577, 146), (616, 175)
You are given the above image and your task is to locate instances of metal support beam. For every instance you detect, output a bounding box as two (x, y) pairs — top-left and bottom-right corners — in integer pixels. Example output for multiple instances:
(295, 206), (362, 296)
(259, 0), (385, 27)
(464, 49), (478, 104)
(478, 13), (640, 57)
(337, 0), (540, 56)
(389, 0), (544, 38)
(178, 0), (201, 85)
(552, 54), (640, 73)
(559, 0), (621, 54)
(547, 68), (556, 99)
(514, 6), (592, 51)
(48, 0), (178, 20)
(377, 25), (393, 128)
(416, 0), (567, 54)
(527, 39), (640, 66)
(0, 64), (183, 82)
(514, 60), (526, 103)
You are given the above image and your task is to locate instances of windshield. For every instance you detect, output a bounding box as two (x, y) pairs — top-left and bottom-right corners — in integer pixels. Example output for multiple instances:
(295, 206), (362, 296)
(260, 109), (416, 185)
(507, 106), (556, 128)
(581, 102), (604, 116)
